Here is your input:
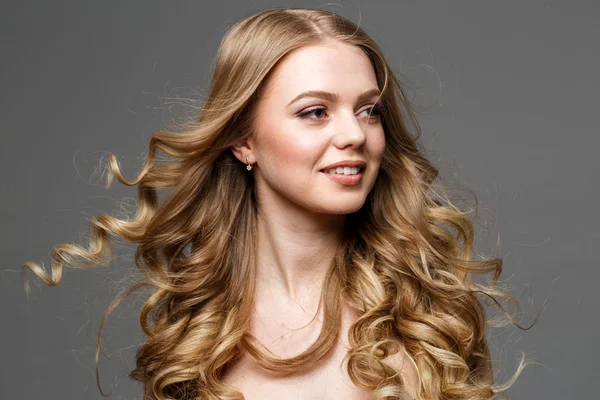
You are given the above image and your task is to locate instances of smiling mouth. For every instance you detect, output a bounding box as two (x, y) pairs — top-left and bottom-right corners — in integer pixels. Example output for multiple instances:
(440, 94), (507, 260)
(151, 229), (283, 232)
(320, 166), (365, 175)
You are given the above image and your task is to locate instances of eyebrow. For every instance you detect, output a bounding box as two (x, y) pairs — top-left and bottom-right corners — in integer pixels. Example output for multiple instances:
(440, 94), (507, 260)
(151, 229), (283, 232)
(286, 88), (382, 107)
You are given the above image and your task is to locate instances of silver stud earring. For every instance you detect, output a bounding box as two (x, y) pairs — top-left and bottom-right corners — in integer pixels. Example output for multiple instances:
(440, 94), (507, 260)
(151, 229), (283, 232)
(246, 156), (252, 171)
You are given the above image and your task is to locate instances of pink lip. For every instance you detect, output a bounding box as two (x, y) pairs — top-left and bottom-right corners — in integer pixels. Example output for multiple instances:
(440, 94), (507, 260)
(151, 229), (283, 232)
(321, 169), (363, 186)
(320, 160), (367, 170)
(319, 160), (367, 186)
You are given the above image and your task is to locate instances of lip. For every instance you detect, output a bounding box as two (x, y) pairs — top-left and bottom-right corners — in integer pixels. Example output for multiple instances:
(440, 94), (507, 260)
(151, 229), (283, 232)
(319, 160), (366, 186)
(319, 160), (367, 171)
(321, 170), (363, 186)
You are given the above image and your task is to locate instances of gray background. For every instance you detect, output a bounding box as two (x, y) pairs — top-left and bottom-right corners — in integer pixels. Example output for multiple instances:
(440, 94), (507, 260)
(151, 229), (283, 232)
(1, 0), (597, 399)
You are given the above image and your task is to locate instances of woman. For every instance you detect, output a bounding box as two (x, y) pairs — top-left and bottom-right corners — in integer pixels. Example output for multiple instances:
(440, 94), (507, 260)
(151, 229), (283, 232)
(23, 8), (526, 400)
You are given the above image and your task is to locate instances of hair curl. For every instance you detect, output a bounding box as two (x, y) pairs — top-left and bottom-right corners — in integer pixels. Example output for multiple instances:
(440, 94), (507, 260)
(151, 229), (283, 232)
(23, 8), (532, 400)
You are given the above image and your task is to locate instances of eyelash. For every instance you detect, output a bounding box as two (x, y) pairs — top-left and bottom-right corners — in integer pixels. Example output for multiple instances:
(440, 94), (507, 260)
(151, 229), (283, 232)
(297, 103), (385, 121)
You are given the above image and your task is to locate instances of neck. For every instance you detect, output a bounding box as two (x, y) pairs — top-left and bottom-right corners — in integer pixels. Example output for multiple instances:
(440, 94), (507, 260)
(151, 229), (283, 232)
(254, 197), (345, 308)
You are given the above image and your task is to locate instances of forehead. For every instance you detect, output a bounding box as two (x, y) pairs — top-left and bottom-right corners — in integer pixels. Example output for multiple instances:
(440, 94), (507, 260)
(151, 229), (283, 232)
(261, 40), (379, 101)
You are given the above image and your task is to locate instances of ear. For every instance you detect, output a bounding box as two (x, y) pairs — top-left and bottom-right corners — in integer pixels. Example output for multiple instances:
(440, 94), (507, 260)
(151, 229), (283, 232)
(230, 138), (254, 165)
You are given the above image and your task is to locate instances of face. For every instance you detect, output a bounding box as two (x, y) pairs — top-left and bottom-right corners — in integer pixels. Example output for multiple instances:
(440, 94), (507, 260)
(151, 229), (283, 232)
(244, 39), (386, 216)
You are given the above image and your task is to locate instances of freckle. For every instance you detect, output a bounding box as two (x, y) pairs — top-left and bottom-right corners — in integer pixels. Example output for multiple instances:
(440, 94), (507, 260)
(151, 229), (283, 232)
(280, 335), (285, 340)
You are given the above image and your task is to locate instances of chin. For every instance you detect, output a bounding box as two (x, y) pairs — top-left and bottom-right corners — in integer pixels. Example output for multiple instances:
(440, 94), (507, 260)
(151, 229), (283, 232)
(313, 197), (367, 215)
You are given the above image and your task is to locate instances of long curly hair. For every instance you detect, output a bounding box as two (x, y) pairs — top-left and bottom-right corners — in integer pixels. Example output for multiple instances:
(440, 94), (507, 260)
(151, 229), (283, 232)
(22, 7), (530, 400)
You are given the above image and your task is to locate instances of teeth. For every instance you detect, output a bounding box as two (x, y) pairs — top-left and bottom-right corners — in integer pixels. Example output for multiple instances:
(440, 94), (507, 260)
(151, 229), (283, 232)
(326, 167), (361, 175)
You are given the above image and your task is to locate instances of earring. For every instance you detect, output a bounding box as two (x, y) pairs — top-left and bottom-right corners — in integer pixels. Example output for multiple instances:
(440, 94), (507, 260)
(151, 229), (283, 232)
(246, 156), (252, 171)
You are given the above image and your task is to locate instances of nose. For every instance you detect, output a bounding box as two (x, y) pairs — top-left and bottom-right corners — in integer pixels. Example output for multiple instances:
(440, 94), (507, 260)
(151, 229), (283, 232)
(332, 109), (367, 150)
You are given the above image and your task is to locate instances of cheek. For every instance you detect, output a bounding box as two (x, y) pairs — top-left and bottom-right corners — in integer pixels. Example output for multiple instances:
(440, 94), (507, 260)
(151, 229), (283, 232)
(258, 122), (326, 169)
(369, 127), (386, 161)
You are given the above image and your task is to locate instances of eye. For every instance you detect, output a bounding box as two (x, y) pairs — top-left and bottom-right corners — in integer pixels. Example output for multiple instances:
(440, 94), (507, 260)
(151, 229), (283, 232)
(297, 107), (329, 120)
(296, 103), (386, 121)
(359, 103), (385, 122)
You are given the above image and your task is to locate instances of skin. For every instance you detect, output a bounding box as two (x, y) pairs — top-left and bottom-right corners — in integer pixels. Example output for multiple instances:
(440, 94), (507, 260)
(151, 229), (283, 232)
(229, 39), (418, 399)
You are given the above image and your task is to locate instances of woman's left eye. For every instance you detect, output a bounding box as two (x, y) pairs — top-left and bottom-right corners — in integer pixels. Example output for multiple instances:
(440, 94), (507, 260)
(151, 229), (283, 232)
(359, 104), (385, 120)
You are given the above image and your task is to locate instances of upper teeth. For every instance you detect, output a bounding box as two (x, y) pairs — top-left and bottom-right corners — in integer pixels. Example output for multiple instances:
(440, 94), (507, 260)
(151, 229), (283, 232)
(327, 167), (361, 175)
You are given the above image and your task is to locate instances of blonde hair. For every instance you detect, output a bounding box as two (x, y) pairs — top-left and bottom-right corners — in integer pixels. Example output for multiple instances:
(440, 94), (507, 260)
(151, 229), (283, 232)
(23, 8), (531, 400)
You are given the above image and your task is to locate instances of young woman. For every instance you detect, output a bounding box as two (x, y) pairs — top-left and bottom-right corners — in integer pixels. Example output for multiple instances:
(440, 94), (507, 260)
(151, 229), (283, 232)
(23, 8), (526, 400)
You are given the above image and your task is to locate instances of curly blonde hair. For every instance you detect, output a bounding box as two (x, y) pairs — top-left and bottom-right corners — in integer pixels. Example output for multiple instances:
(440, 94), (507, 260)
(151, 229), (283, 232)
(23, 8), (530, 400)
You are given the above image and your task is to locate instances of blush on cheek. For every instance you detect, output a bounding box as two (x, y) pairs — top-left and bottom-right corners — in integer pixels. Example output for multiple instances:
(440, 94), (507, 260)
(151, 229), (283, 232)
(272, 132), (325, 169)
(271, 141), (302, 166)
